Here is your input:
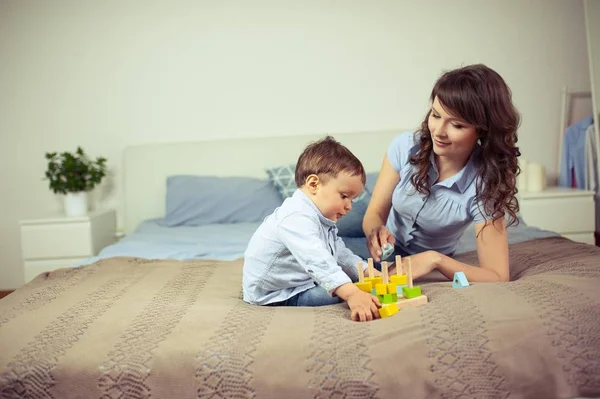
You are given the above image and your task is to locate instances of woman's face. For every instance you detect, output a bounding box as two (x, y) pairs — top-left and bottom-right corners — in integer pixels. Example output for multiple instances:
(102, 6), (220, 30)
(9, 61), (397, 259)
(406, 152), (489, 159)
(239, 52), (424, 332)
(428, 96), (478, 161)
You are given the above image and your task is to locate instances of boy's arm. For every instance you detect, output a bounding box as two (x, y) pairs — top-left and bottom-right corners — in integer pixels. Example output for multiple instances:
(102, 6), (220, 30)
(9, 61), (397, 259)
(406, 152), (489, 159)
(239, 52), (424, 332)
(278, 213), (352, 295)
(333, 235), (367, 282)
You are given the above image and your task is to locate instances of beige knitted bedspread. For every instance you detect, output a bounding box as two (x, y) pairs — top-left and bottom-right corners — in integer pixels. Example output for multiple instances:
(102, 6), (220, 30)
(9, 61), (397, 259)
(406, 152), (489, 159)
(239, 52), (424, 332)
(1, 236), (599, 399)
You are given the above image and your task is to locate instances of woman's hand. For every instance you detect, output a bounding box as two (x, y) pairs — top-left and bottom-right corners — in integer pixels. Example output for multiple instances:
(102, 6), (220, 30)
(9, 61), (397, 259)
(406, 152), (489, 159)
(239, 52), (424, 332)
(395, 250), (442, 279)
(366, 226), (396, 262)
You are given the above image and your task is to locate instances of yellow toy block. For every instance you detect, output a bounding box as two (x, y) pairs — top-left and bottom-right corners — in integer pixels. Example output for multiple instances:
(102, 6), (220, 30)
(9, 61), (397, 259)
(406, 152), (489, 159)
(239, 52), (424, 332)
(390, 274), (407, 285)
(386, 283), (396, 294)
(355, 281), (372, 293)
(365, 276), (383, 286)
(375, 283), (387, 295)
(378, 303), (399, 318)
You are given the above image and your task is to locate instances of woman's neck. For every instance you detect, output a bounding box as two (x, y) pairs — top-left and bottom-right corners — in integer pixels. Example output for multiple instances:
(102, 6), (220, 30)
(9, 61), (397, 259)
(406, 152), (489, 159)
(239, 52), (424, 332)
(434, 153), (469, 182)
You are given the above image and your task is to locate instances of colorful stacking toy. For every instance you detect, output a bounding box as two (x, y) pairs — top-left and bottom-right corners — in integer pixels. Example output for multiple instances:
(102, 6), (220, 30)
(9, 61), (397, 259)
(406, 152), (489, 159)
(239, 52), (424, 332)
(355, 254), (428, 319)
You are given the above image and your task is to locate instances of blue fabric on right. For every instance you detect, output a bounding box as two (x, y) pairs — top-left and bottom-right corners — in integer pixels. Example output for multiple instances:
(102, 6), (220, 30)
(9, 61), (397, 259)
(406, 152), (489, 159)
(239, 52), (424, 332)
(559, 115), (594, 188)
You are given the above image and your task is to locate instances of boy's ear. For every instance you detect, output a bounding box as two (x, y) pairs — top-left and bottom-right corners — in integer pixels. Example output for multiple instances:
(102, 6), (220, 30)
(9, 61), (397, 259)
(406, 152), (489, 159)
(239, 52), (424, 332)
(305, 174), (320, 193)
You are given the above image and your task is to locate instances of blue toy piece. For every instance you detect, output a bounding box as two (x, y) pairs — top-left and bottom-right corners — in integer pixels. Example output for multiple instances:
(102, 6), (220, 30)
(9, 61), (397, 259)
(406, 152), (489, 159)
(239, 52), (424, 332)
(381, 243), (394, 260)
(452, 271), (470, 288)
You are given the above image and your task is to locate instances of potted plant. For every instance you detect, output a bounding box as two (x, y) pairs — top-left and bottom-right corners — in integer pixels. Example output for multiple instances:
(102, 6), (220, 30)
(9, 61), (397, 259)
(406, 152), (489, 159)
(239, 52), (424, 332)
(44, 147), (107, 217)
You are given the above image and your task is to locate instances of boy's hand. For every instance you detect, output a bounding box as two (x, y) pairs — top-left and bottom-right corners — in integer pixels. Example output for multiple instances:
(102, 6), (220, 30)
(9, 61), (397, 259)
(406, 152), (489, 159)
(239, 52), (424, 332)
(334, 283), (381, 322)
(348, 290), (381, 322)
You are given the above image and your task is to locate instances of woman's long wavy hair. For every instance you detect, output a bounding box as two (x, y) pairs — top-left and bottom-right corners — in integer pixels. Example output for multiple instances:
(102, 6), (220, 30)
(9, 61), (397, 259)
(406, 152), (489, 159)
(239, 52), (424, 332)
(409, 64), (521, 228)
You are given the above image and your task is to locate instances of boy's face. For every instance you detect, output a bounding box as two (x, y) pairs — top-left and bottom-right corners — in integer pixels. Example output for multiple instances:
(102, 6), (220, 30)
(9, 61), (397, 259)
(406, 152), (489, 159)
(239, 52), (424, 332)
(304, 171), (364, 222)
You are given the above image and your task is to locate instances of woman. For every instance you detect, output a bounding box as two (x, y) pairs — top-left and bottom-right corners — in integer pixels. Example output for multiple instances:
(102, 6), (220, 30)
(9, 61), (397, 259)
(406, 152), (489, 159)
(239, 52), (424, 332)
(363, 64), (520, 283)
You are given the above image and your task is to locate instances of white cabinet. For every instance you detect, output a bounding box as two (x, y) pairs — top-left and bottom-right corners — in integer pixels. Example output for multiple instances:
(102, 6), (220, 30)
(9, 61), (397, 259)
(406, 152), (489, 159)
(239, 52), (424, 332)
(20, 209), (117, 283)
(519, 187), (595, 245)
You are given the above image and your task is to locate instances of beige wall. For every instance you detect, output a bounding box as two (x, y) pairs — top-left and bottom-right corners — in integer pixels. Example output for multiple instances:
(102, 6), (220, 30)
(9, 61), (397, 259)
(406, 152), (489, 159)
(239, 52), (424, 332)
(0, 0), (592, 289)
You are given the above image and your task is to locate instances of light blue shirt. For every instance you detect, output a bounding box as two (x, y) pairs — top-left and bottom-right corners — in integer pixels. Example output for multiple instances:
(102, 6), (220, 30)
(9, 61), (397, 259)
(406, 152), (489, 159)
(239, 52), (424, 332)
(386, 131), (492, 256)
(243, 190), (366, 305)
(559, 115), (594, 189)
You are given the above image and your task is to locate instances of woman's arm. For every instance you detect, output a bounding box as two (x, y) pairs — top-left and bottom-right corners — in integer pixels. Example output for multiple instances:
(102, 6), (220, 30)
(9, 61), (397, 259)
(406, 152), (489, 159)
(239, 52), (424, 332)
(362, 155), (400, 260)
(434, 217), (510, 282)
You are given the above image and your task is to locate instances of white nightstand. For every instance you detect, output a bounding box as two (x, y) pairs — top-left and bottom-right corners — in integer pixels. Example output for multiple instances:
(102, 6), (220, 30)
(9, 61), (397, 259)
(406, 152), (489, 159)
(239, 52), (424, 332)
(19, 209), (117, 283)
(518, 187), (595, 245)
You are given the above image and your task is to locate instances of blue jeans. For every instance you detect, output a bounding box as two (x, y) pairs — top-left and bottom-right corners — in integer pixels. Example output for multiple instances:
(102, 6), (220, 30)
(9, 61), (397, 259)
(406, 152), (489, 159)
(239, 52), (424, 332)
(268, 285), (342, 307)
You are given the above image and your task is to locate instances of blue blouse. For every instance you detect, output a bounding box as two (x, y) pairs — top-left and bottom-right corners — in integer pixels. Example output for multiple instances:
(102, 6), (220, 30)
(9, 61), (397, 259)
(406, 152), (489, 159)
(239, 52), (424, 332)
(386, 131), (492, 256)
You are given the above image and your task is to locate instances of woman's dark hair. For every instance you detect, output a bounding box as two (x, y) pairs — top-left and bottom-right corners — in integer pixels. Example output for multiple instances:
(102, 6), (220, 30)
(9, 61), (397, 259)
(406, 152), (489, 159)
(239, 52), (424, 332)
(409, 64), (521, 228)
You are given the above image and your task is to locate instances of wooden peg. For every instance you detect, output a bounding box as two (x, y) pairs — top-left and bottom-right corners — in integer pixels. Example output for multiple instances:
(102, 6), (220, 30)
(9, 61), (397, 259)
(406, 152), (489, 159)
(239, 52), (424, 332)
(382, 261), (389, 285)
(407, 258), (413, 288)
(395, 255), (402, 275)
(357, 261), (364, 283)
(367, 258), (374, 278)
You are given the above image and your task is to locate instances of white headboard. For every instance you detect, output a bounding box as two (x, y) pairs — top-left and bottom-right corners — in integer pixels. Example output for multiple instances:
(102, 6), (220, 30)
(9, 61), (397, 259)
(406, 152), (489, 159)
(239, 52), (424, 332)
(122, 129), (407, 233)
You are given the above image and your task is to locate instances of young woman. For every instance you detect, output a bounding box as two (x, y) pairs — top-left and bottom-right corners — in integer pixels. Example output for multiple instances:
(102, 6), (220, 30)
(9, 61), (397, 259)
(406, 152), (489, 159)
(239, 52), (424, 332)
(363, 64), (521, 283)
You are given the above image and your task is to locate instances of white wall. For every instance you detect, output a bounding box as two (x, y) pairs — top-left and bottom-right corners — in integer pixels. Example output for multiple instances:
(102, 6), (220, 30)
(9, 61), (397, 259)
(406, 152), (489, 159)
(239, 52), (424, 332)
(0, 0), (591, 289)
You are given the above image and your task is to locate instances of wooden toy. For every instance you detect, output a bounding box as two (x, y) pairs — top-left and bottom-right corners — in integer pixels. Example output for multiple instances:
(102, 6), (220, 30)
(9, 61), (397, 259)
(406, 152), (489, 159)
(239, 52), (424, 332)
(452, 271), (470, 288)
(364, 258), (382, 292)
(378, 302), (399, 318)
(402, 258), (422, 299)
(355, 261), (373, 292)
(349, 256), (428, 319)
(389, 254), (407, 286)
(381, 243), (394, 260)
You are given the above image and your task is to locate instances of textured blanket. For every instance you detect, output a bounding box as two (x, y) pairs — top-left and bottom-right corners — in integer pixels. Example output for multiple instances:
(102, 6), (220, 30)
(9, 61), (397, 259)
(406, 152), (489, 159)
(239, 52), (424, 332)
(1, 236), (599, 399)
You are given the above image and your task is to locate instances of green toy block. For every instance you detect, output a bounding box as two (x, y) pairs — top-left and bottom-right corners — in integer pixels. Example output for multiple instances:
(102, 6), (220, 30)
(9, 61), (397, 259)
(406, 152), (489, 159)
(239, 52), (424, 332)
(402, 286), (422, 299)
(381, 293), (398, 304)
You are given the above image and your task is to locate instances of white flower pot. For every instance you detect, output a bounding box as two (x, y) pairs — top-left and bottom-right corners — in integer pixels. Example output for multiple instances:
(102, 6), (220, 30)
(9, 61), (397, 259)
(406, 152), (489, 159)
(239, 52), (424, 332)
(64, 192), (88, 217)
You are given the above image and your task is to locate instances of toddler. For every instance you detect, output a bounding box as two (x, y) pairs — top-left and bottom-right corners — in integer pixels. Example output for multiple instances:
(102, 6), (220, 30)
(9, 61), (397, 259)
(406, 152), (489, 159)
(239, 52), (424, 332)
(242, 136), (381, 321)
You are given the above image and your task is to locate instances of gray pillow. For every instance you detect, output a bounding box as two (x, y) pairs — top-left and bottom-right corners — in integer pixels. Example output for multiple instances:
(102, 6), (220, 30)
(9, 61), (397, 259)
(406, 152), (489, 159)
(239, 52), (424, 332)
(266, 164), (297, 199)
(163, 175), (283, 227)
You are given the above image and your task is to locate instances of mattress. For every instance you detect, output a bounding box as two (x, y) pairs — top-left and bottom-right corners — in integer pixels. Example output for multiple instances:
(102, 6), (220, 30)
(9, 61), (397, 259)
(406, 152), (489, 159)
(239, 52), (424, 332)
(1, 236), (599, 398)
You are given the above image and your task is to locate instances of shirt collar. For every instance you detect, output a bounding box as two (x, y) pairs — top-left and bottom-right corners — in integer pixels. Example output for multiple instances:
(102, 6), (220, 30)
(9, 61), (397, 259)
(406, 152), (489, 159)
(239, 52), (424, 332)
(293, 189), (336, 227)
(428, 146), (480, 193)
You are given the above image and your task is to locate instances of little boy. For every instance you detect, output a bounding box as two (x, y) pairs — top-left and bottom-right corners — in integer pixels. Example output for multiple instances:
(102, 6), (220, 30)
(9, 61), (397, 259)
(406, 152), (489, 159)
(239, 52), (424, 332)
(242, 136), (381, 322)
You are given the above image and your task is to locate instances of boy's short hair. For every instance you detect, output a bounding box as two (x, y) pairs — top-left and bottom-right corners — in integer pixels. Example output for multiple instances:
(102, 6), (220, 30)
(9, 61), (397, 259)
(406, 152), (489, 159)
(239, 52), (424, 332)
(295, 135), (366, 187)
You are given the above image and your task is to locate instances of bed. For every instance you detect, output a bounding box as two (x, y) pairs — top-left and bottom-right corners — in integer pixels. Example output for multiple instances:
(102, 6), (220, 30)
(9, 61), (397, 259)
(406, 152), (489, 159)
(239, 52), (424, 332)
(1, 130), (599, 399)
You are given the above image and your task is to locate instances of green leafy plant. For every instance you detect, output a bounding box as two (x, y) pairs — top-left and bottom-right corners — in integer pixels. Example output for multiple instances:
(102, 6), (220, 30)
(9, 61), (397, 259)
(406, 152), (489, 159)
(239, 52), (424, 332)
(44, 147), (107, 195)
